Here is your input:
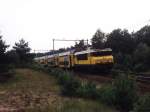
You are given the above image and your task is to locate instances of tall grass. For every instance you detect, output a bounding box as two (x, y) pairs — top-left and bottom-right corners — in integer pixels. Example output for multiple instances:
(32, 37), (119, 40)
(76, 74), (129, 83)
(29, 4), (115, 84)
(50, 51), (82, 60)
(28, 64), (141, 112)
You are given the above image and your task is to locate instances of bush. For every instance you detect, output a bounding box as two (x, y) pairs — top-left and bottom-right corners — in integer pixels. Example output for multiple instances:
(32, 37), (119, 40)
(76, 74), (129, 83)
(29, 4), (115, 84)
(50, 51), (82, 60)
(0, 70), (14, 83)
(58, 71), (72, 85)
(113, 74), (137, 112)
(29, 63), (46, 71)
(133, 43), (150, 72)
(52, 69), (98, 98)
(51, 68), (64, 77)
(98, 85), (116, 105)
(112, 52), (134, 71)
(133, 94), (150, 112)
(77, 82), (98, 99)
(97, 73), (137, 111)
(59, 74), (81, 96)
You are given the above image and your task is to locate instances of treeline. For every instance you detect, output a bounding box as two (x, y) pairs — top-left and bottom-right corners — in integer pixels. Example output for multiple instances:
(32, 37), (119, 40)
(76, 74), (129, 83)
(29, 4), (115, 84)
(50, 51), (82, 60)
(91, 25), (150, 72)
(0, 37), (34, 81)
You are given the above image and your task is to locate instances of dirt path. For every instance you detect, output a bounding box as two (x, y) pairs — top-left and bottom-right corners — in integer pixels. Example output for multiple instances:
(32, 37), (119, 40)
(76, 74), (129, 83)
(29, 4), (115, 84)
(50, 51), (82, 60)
(0, 69), (61, 111)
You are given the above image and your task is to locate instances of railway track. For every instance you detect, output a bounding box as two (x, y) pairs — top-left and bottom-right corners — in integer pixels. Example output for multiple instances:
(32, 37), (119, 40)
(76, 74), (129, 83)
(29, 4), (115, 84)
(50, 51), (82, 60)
(73, 70), (150, 93)
(76, 72), (112, 83)
(110, 70), (150, 84)
(74, 70), (150, 84)
(136, 75), (150, 83)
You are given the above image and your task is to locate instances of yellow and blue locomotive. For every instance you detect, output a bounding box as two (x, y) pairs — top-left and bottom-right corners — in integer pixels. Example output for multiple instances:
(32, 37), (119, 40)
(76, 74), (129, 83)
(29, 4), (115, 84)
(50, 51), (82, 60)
(34, 48), (114, 70)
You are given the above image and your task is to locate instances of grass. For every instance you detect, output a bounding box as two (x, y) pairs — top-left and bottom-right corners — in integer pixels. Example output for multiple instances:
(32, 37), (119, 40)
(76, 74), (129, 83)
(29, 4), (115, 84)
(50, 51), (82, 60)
(0, 68), (117, 112)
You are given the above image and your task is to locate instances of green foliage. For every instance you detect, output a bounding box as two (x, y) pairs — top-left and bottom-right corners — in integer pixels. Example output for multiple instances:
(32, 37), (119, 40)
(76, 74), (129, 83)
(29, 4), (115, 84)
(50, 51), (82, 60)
(50, 68), (138, 111)
(30, 65), (142, 112)
(77, 82), (98, 99)
(113, 74), (137, 111)
(113, 52), (125, 70)
(97, 74), (137, 112)
(0, 36), (9, 55)
(74, 40), (87, 51)
(28, 63), (46, 71)
(133, 43), (150, 72)
(0, 36), (14, 82)
(133, 94), (150, 112)
(106, 29), (135, 54)
(50, 69), (81, 96)
(6, 50), (20, 66)
(61, 74), (81, 96)
(134, 25), (150, 47)
(105, 25), (150, 72)
(50, 69), (98, 98)
(113, 52), (134, 71)
(98, 85), (116, 105)
(13, 38), (33, 66)
(91, 29), (105, 49)
(57, 71), (72, 85)
(51, 68), (64, 77)
(0, 36), (9, 73)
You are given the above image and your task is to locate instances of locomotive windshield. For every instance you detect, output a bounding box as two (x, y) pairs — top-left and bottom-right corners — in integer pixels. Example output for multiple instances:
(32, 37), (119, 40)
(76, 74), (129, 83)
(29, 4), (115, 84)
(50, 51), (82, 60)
(91, 51), (112, 56)
(76, 54), (88, 60)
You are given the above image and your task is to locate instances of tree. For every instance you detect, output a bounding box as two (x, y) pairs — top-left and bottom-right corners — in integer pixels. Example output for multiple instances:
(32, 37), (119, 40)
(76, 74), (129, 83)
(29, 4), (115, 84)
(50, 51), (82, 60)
(133, 25), (150, 47)
(58, 48), (66, 53)
(133, 43), (150, 71)
(6, 50), (20, 65)
(106, 29), (135, 54)
(74, 40), (87, 51)
(91, 29), (105, 49)
(113, 74), (137, 112)
(13, 39), (32, 65)
(0, 36), (9, 72)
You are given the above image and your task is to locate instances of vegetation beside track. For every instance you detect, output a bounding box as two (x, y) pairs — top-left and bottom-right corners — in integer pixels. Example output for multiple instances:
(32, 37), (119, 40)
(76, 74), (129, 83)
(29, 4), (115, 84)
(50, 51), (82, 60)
(50, 68), (138, 112)
(35, 65), (150, 112)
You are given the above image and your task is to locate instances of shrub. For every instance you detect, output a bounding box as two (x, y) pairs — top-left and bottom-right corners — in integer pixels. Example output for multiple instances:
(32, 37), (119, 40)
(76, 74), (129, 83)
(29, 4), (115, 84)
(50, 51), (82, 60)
(58, 71), (72, 85)
(61, 74), (81, 96)
(29, 63), (46, 71)
(77, 82), (98, 99)
(51, 68), (64, 77)
(98, 85), (116, 105)
(0, 70), (14, 83)
(133, 94), (150, 112)
(112, 53), (134, 71)
(113, 74), (137, 112)
(133, 43), (150, 72)
(97, 74), (137, 111)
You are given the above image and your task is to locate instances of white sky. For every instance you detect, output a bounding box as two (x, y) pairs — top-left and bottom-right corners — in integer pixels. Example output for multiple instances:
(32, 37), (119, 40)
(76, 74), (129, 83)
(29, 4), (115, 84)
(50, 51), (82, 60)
(0, 0), (150, 51)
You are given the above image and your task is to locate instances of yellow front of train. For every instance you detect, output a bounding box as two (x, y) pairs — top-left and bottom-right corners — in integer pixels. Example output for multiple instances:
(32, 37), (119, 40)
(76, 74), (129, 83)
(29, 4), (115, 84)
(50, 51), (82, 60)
(90, 48), (114, 69)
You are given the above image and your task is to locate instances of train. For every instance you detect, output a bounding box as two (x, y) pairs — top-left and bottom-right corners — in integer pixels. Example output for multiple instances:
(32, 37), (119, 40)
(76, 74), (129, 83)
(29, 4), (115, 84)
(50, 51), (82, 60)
(34, 48), (114, 70)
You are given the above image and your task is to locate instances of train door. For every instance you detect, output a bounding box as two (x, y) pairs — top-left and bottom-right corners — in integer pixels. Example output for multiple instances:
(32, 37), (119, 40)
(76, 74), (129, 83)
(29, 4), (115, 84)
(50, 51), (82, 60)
(70, 54), (74, 68)
(64, 55), (70, 68)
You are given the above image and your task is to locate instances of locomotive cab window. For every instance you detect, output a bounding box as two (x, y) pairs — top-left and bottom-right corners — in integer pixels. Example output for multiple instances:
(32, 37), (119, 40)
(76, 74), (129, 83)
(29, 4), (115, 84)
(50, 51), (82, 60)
(91, 51), (112, 56)
(76, 54), (88, 60)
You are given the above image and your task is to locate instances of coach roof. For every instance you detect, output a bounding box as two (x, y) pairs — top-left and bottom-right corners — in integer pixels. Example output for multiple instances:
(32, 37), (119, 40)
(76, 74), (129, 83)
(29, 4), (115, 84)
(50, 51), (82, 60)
(74, 48), (112, 55)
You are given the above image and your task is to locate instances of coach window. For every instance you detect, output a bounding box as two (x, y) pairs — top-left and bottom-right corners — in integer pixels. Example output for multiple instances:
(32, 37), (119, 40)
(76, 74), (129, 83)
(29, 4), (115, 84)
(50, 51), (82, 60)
(91, 51), (112, 56)
(76, 54), (88, 60)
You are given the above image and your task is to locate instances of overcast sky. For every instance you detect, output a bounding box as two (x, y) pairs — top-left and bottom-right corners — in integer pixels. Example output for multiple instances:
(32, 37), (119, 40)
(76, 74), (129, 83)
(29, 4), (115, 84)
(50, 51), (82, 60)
(0, 0), (150, 51)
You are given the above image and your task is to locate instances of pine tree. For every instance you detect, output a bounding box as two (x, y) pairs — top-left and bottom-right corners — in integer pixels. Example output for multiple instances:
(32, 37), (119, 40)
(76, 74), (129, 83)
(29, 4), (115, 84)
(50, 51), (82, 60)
(0, 36), (9, 72)
(13, 38), (31, 65)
